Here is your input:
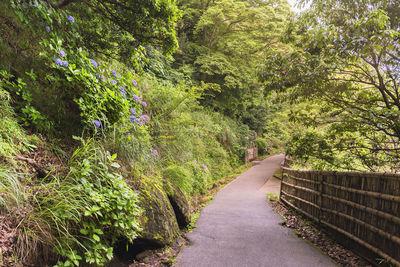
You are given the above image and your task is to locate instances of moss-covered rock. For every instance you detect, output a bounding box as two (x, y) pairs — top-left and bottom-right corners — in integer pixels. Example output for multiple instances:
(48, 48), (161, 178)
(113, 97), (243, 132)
(163, 181), (191, 228)
(134, 177), (179, 246)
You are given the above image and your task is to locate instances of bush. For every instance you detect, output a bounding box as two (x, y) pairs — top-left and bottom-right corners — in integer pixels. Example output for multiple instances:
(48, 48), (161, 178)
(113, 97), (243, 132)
(36, 139), (141, 266)
(255, 138), (267, 155)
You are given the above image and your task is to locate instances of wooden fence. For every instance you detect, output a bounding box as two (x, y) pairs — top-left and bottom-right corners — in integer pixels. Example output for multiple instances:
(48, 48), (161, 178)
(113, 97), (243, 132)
(280, 167), (400, 266)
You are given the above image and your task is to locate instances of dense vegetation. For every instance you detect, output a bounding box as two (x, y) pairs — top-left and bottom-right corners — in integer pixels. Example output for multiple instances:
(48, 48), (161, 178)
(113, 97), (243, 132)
(1, 0), (399, 265)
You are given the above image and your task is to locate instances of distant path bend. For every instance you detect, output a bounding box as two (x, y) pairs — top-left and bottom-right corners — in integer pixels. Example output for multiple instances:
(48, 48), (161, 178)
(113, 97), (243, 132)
(174, 154), (335, 267)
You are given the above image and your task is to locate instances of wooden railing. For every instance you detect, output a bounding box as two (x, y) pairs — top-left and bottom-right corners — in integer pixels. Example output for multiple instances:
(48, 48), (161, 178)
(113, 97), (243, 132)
(280, 167), (400, 266)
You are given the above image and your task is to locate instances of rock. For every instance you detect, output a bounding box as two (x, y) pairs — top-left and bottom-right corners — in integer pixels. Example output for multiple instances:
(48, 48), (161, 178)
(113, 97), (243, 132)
(134, 177), (180, 246)
(135, 250), (152, 261)
(163, 181), (191, 228)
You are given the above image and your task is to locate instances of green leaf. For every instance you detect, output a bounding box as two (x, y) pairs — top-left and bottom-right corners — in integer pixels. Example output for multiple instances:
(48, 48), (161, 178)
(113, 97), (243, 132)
(92, 234), (100, 242)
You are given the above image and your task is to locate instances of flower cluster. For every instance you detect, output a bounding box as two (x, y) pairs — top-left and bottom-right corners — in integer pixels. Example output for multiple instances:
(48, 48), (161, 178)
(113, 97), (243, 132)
(55, 58), (68, 67)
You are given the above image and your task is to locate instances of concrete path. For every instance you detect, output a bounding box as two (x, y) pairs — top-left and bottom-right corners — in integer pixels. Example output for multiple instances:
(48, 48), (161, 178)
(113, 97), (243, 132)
(174, 154), (336, 267)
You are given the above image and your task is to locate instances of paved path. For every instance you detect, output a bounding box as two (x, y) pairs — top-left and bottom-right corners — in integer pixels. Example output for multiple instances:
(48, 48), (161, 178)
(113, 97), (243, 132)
(174, 154), (336, 267)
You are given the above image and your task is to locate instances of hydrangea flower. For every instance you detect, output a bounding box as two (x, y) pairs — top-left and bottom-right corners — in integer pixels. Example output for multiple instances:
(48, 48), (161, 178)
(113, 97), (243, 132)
(90, 59), (97, 68)
(130, 108), (136, 115)
(153, 150), (158, 156)
(201, 164), (208, 169)
(112, 80), (117, 85)
(59, 50), (66, 57)
(67, 16), (75, 23)
(119, 87), (126, 97)
(132, 80), (138, 86)
(55, 58), (63, 66)
(142, 101), (147, 107)
(133, 95), (140, 104)
(45, 26), (50, 32)
(130, 115), (136, 124)
(94, 120), (101, 128)
(112, 70), (117, 76)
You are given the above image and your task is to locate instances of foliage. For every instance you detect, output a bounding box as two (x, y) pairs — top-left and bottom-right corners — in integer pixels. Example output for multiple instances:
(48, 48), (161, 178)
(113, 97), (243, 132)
(255, 138), (267, 155)
(37, 139), (141, 266)
(163, 165), (194, 195)
(174, 0), (291, 117)
(60, 0), (181, 59)
(260, 0), (400, 171)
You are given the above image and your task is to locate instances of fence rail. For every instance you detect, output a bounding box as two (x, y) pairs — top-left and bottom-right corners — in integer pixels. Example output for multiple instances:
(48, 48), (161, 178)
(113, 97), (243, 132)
(280, 167), (400, 266)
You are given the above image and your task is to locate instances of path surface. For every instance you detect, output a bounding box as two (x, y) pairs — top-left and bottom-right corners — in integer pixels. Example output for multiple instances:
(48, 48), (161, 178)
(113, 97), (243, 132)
(174, 154), (335, 267)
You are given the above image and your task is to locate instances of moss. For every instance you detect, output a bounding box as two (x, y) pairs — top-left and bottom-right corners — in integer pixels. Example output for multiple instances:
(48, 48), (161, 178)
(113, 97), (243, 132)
(133, 176), (179, 246)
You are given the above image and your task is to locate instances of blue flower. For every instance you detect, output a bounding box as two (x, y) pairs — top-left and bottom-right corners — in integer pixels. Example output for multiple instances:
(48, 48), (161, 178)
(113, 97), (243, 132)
(61, 60), (68, 67)
(45, 26), (50, 32)
(32, 4), (37, 7)
(112, 80), (117, 85)
(130, 108), (136, 115)
(90, 59), (98, 68)
(130, 116), (136, 124)
(133, 95), (140, 104)
(112, 70), (117, 76)
(59, 50), (66, 57)
(142, 101), (147, 107)
(119, 87), (126, 97)
(132, 80), (138, 86)
(67, 16), (75, 23)
(55, 58), (63, 66)
(94, 120), (101, 128)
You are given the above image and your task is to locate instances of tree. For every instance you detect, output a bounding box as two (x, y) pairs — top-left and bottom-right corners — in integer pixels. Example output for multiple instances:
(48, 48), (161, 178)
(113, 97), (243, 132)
(259, 0), (400, 171)
(45, 0), (181, 64)
(174, 0), (291, 117)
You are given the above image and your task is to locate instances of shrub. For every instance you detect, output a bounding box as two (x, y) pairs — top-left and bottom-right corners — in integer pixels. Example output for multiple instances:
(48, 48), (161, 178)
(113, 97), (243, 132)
(255, 138), (267, 155)
(35, 139), (141, 266)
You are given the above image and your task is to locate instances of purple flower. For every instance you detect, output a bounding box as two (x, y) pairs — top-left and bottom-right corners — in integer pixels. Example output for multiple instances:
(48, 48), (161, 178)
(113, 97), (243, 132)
(45, 26), (50, 32)
(32, 4), (37, 7)
(112, 80), (117, 85)
(201, 164), (207, 169)
(59, 50), (66, 57)
(135, 190), (141, 194)
(55, 58), (63, 66)
(152, 150), (158, 156)
(94, 120), (101, 128)
(133, 95), (140, 104)
(101, 75), (105, 80)
(67, 16), (75, 23)
(130, 115), (136, 124)
(132, 80), (138, 86)
(112, 70), (117, 76)
(139, 110), (142, 115)
(194, 160), (198, 164)
(119, 87), (126, 97)
(61, 60), (68, 67)
(130, 108), (136, 115)
(141, 101), (147, 107)
(90, 59), (97, 68)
